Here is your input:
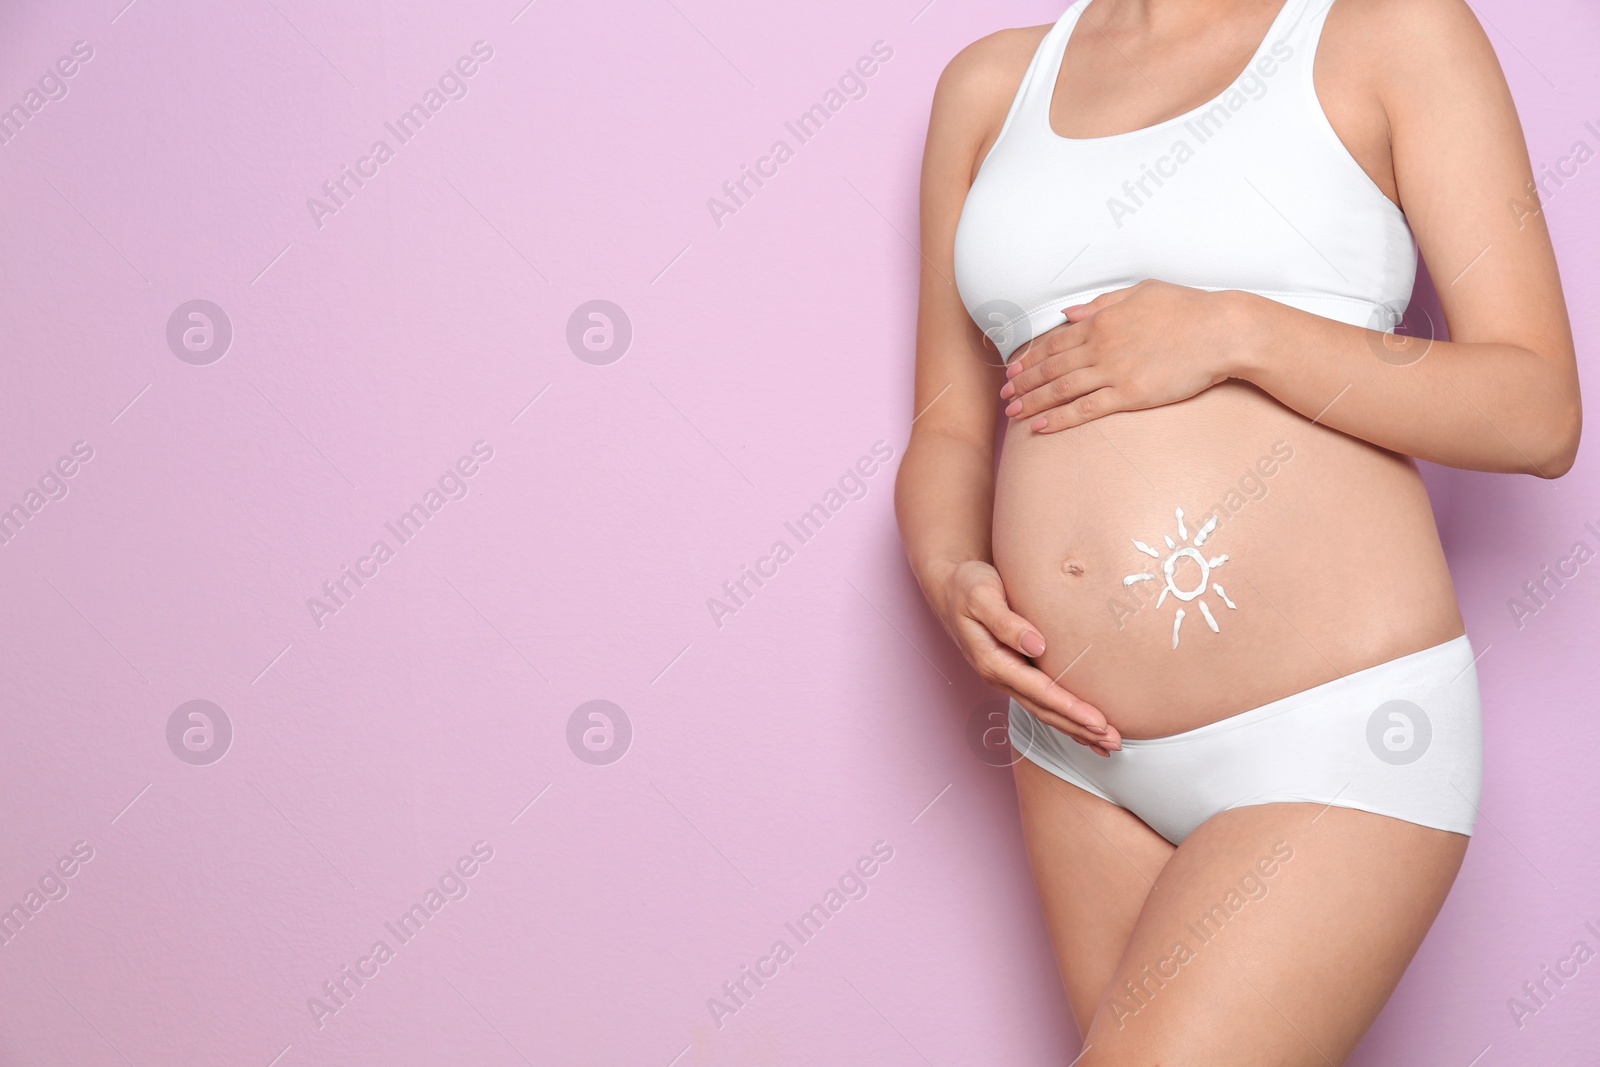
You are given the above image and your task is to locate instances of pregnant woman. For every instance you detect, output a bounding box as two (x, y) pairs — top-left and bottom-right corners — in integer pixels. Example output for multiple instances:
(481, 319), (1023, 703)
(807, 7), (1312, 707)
(895, 0), (1579, 1061)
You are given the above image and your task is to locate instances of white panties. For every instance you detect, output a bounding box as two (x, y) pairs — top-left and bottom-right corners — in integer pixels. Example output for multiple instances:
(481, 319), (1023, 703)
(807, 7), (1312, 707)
(1010, 635), (1484, 845)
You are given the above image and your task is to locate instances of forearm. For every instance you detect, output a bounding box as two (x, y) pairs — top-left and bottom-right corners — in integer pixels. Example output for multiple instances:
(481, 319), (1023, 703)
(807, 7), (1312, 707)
(1225, 290), (1580, 478)
(894, 429), (995, 613)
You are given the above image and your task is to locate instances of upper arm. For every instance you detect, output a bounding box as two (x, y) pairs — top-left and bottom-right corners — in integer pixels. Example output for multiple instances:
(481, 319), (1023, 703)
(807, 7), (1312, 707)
(1369, 0), (1577, 371)
(911, 28), (1045, 452)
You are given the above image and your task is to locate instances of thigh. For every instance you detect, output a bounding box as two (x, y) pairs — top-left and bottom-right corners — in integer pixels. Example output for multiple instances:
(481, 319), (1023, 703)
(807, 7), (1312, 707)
(1012, 755), (1176, 1036)
(1079, 802), (1470, 1066)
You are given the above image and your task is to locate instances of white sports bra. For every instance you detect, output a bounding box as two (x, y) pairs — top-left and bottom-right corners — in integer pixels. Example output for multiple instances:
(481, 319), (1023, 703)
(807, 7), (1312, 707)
(953, 0), (1416, 362)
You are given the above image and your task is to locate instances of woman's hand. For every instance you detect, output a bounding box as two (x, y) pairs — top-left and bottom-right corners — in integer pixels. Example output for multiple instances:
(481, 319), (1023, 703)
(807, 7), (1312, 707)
(999, 280), (1242, 432)
(932, 559), (1120, 756)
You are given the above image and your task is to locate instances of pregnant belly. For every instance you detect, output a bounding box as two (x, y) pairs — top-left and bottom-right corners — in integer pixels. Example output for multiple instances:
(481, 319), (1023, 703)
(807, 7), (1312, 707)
(991, 381), (1464, 738)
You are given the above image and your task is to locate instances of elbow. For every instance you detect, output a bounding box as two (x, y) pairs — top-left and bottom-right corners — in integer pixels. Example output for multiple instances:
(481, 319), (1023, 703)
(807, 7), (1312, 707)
(1529, 400), (1582, 479)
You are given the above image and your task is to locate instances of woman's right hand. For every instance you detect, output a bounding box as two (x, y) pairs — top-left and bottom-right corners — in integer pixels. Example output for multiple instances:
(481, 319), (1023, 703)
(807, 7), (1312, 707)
(932, 559), (1121, 756)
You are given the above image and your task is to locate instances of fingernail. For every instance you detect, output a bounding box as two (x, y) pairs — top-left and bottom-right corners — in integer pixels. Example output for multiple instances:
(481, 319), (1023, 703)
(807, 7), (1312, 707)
(1019, 630), (1046, 656)
(1006, 362), (1023, 378)
(1000, 382), (1014, 400)
(1030, 416), (1048, 431)
(1088, 723), (1108, 735)
(1005, 400), (1023, 418)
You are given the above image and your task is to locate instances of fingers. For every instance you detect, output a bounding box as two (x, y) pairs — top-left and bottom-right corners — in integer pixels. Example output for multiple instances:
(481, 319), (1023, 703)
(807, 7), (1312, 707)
(1028, 387), (1131, 433)
(1010, 688), (1121, 756)
(965, 580), (1050, 659)
(1004, 367), (1106, 419)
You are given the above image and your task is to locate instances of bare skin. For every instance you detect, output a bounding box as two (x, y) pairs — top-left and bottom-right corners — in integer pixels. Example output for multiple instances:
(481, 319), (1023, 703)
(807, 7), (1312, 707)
(895, 0), (1578, 1059)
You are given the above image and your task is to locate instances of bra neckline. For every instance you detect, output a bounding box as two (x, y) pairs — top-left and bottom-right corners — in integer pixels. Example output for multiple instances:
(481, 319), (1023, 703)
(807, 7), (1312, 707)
(1041, 0), (1303, 145)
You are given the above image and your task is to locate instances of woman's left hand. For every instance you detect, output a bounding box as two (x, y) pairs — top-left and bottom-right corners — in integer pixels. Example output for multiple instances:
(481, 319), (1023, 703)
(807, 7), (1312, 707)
(999, 280), (1243, 432)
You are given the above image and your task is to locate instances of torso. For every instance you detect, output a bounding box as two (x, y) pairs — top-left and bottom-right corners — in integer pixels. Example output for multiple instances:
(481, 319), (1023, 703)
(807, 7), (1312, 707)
(959, 0), (1464, 736)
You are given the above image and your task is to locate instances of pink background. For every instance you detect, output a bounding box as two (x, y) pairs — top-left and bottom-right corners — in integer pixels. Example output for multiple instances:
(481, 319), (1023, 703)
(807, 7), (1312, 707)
(1, 0), (1597, 1063)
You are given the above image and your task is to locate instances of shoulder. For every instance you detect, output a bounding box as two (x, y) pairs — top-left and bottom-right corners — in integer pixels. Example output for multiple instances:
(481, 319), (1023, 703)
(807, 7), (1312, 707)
(1321, 0), (1502, 93)
(929, 24), (1050, 131)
